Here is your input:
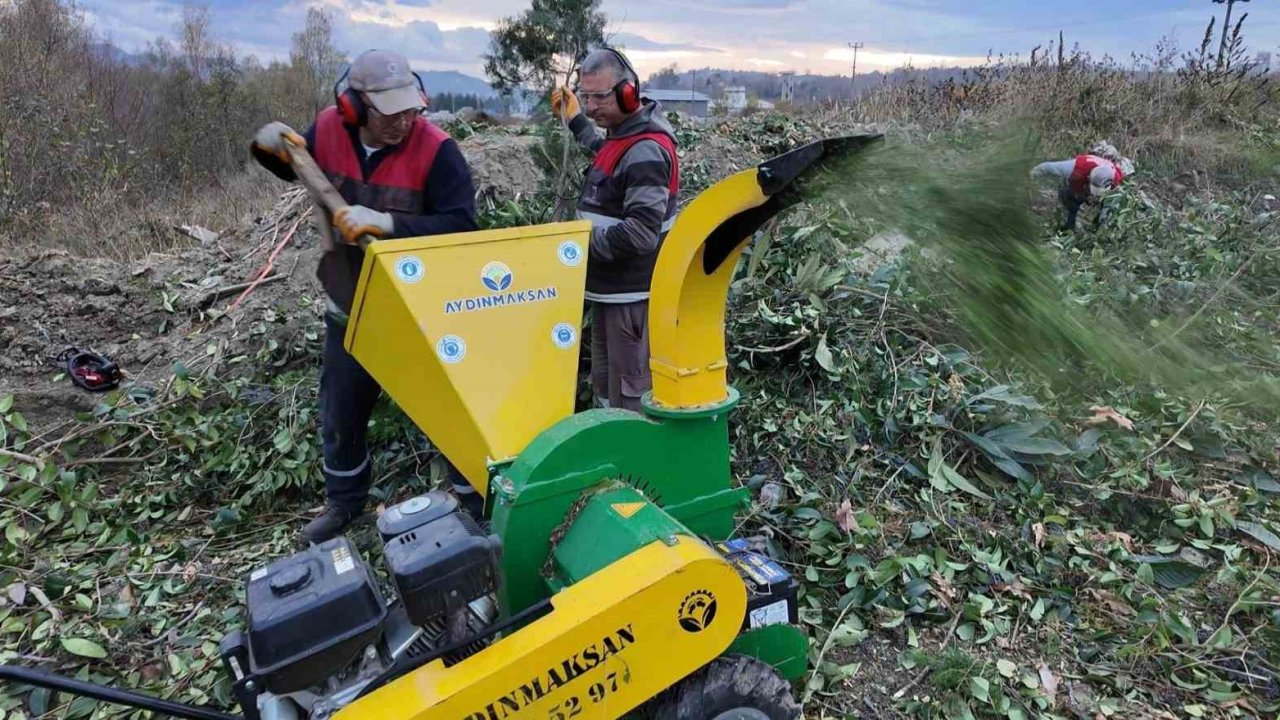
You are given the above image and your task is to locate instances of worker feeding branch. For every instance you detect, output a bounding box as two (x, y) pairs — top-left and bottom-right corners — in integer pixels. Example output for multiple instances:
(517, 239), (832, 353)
(250, 49), (481, 545)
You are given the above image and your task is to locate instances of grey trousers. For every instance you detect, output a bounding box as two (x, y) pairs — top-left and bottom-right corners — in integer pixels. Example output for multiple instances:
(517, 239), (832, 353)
(590, 301), (651, 412)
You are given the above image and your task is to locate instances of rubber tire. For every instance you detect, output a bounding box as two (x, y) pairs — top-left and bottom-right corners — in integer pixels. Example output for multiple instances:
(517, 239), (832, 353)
(645, 655), (801, 720)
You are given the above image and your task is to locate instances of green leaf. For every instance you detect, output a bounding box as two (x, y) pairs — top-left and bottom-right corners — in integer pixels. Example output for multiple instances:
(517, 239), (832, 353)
(1029, 598), (1046, 621)
(829, 623), (868, 647)
(1136, 563), (1155, 585)
(969, 676), (991, 703)
(998, 436), (1073, 457)
(1131, 554), (1209, 589)
(5, 524), (27, 545)
(963, 431), (1011, 460)
(16, 464), (37, 483)
(1207, 625), (1233, 649)
(970, 386), (1039, 409)
(991, 457), (1032, 481)
(814, 334), (836, 372)
(935, 456), (992, 500)
(29, 687), (51, 717)
(61, 637), (107, 659)
(1198, 514), (1214, 537)
(1237, 468), (1280, 494)
(985, 419), (1050, 442)
(997, 659), (1017, 678)
(1237, 521), (1280, 551)
(0, 396), (12, 413)
(272, 427), (293, 453)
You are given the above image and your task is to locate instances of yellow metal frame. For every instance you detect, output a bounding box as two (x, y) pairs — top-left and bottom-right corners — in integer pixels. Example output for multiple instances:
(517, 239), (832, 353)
(343, 222), (592, 496)
(339, 536), (746, 720)
(647, 170), (769, 410)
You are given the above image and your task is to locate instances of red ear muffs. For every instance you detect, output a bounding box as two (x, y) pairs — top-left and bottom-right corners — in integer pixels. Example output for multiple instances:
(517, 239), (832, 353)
(600, 45), (642, 113)
(336, 88), (367, 127)
(333, 63), (428, 126)
(614, 80), (640, 113)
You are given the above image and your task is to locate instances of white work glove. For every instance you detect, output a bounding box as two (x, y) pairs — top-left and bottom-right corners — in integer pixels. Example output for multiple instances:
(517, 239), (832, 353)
(334, 205), (395, 243)
(253, 121), (305, 163)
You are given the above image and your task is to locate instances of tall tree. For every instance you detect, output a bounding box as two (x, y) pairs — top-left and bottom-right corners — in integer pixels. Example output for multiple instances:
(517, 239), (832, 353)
(179, 4), (215, 79)
(649, 63), (679, 89)
(290, 7), (345, 115)
(482, 0), (606, 94)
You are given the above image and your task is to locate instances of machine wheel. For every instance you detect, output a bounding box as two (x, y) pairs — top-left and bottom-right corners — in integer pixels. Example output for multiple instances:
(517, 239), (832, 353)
(646, 655), (801, 720)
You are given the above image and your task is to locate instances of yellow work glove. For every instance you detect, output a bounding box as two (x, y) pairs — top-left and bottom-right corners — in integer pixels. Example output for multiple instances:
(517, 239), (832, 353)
(253, 121), (305, 163)
(551, 86), (580, 120)
(334, 205), (395, 244)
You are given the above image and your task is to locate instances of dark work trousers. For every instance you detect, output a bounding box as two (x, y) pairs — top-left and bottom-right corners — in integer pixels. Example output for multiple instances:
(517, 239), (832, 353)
(589, 301), (651, 412)
(320, 315), (478, 514)
(1059, 184), (1086, 231)
(1058, 184), (1115, 231)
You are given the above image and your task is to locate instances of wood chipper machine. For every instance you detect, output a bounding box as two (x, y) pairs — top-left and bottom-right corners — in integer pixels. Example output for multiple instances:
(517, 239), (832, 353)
(0, 134), (881, 720)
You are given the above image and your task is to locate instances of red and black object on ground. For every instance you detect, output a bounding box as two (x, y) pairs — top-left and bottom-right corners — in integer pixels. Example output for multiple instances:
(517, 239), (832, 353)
(50, 347), (123, 392)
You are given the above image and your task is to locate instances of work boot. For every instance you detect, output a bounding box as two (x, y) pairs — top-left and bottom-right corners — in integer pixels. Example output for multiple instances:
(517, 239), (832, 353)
(301, 505), (362, 546)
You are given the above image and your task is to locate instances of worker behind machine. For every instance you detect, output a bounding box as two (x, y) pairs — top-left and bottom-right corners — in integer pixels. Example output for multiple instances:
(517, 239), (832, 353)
(551, 47), (680, 412)
(1031, 141), (1135, 232)
(249, 49), (479, 545)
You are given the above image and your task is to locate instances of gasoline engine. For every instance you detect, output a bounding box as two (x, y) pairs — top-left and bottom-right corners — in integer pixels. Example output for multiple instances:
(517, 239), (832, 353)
(222, 492), (501, 720)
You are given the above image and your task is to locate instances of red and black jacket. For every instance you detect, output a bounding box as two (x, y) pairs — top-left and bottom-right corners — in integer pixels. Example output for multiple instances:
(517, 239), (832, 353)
(570, 102), (679, 301)
(252, 107), (477, 314)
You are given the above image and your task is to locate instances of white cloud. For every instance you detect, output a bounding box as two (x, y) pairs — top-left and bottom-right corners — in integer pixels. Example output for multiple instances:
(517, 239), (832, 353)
(74, 0), (1280, 82)
(822, 45), (985, 70)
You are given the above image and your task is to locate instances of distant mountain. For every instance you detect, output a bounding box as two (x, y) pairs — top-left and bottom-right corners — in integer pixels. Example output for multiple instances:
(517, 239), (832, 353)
(419, 71), (496, 99)
(88, 41), (497, 97)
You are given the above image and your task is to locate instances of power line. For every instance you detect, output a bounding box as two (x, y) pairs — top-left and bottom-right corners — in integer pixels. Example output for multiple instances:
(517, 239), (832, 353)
(847, 41), (863, 88)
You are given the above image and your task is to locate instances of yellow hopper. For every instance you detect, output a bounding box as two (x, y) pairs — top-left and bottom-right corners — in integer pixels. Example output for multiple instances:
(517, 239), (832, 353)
(344, 221), (592, 495)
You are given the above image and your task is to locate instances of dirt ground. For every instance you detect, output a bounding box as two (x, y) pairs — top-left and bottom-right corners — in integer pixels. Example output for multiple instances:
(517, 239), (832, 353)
(0, 134), (547, 432)
(0, 120), (894, 432)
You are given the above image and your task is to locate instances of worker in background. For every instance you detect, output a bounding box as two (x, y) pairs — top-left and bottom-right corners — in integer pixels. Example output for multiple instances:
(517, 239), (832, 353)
(551, 47), (679, 412)
(1032, 141), (1135, 231)
(250, 49), (479, 545)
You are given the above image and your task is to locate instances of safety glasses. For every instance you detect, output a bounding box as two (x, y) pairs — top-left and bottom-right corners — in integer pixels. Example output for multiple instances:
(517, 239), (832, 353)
(576, 88), (617, 105)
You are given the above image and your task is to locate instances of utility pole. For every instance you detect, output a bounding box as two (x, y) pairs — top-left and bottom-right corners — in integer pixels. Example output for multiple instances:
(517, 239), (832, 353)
(844, 42), (865, 98)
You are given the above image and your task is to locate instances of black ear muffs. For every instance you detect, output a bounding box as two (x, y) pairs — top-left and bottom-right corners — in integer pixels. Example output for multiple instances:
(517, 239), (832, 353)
(601, 46), (642, 113)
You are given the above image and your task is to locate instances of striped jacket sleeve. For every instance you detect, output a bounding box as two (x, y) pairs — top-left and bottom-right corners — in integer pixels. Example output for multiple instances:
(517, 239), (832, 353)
(590, 139), (674, 263)
(568, 113), (606, 153)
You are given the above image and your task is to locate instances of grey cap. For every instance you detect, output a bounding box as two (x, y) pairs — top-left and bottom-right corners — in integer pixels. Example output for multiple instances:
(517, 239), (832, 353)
(349, 49), (423, 115)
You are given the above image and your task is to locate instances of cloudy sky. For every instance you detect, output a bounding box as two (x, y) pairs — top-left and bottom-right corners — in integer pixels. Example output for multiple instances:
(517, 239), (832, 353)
(79, 0), (1280, 80)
